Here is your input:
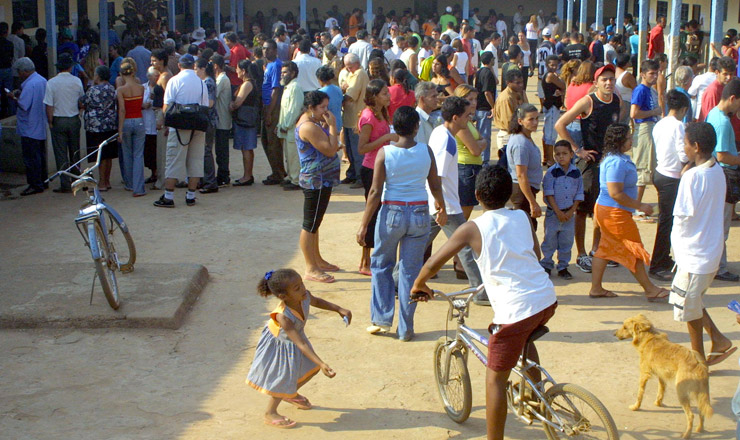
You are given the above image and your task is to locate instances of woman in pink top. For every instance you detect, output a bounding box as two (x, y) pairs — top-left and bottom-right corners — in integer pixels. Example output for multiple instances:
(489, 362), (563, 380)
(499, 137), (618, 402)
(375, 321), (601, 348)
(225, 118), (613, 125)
(563, 61), (595, 149)
(388, 69), (416, 119)
(357, 79), (399, 276)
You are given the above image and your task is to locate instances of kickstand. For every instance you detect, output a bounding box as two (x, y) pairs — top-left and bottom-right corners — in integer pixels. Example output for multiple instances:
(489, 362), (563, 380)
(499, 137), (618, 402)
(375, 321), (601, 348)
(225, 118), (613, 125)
(89, 272), (98, 305)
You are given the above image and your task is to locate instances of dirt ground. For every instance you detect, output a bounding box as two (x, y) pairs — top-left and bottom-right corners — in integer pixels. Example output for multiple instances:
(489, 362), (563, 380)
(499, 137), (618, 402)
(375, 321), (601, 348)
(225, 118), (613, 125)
(1, 88), (740, 439)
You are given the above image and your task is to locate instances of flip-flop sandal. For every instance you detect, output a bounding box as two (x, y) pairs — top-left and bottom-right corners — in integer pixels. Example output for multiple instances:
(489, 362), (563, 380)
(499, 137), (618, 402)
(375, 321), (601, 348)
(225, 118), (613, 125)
(264, 416), (297, 429)
(304, 273), (335, 283)
(358, 268), (372, 276)
(285, 395), (312, 410)
(321, 264), (340, 272)
(646, 289), (670, 303)
(589, 290), (618, 298)
(707, 346), (738, 366)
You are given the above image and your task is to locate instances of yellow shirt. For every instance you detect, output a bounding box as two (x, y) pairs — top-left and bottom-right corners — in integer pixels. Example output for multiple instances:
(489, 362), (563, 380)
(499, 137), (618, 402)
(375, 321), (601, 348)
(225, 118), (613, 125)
(456, 121), (483, 165)
(341, 68), (369, 129)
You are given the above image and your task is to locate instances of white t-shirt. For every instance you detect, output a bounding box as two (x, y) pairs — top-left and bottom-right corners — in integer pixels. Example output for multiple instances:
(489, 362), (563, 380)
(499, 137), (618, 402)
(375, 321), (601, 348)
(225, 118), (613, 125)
(418, 47), (433, 70)
(483, 43), (500, 78)
(163, 69), (210, 107)
(688, 72), (716, 120)
(672, 159), (726, 274)
(472, 208), (557, 324)
(442, 29), (460, 40)
(43, 72), (84, 117)
(454, 51), (469, 74)
(331, 33), (344, 49)
(525, 23), (538, 40)
(426, 125), (462, 215)
(653, 115), (688, 179)
(348, 40), (373, 69)
(496, 20), (508, 36)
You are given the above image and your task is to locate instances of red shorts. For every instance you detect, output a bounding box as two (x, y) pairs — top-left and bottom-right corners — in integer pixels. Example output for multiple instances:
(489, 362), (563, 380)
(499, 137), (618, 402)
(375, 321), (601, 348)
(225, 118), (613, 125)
(486, 302), (557, 371)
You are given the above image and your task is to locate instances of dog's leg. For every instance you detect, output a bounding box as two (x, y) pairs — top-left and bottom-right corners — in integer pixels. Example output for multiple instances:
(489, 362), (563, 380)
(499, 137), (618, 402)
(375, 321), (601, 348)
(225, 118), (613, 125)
(654, 377), (666, 407)
(677, 382), (694, 439)
(630, 373), (650, 411)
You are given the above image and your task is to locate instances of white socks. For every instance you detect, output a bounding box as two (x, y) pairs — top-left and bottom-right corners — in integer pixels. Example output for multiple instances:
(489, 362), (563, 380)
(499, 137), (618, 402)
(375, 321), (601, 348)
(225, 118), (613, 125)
(164, 190), (174, 200)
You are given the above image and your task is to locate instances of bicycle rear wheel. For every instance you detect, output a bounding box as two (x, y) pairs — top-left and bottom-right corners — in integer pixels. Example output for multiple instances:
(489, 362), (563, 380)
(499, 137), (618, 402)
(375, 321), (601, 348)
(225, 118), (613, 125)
(433, 337), (472, 423)
(542, 383), (619, 440)
(89, 221), (120, 310)
(102, 208), (136, 273)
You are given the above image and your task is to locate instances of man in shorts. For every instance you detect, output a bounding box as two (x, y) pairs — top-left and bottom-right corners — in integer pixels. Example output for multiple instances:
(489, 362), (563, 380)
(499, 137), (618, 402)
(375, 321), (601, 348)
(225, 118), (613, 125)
(670, 121), (736, 366)
(412, 165), (557, 440)
(630, 59), (661, 207)
(554, 64), (621, 273)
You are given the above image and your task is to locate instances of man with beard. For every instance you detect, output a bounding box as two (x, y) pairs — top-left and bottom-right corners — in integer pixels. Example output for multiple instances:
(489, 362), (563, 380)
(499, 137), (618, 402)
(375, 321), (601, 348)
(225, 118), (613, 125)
(277, 61), (304, 191)
(261, 40), (286, 185)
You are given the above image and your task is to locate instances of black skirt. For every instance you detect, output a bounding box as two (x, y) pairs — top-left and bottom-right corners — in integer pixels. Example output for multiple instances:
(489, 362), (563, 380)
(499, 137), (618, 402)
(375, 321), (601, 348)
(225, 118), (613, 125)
(86, 130), (118, 163)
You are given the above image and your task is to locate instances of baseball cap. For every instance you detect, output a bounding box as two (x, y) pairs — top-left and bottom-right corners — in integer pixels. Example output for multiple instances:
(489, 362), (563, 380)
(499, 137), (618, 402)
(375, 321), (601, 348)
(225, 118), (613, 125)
(594, 63), (616, 80)
(179, 54), (195, 66)
(446, 6), (452, 12)
(542, 28), (552, 37)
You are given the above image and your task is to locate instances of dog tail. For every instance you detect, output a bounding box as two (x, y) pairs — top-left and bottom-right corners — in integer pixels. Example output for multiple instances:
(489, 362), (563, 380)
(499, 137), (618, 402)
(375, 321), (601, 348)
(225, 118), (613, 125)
(690, 350), (714, 420)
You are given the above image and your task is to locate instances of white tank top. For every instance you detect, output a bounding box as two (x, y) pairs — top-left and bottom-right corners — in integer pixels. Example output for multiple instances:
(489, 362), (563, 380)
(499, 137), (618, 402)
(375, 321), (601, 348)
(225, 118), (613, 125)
(381, 143), (431, 202)
(454, 51), (469, 74)
(471, 208), (557, 324)
(400, 49), (414, 68)
(615, 70), (633, 102)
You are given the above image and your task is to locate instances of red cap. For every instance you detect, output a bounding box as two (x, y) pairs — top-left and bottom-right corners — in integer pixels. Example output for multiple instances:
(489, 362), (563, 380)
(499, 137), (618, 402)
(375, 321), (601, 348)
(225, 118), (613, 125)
(594, 64), (616, 81)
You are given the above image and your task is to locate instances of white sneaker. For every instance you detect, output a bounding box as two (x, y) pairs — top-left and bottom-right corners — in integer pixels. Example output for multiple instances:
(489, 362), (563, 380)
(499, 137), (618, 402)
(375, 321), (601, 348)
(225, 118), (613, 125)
(366, 324), (391, 334)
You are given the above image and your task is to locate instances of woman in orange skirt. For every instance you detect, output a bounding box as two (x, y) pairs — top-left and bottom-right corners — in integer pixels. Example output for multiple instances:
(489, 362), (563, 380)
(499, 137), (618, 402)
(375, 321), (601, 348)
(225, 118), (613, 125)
(590, 123), (670, 301)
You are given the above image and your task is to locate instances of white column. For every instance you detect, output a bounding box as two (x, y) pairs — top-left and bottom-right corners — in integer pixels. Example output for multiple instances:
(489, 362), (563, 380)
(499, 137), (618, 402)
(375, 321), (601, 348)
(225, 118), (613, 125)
(237, 0), (244, 33)
(462, 0), (469, 20)
(46, 0), (58, 76)
(710, 0), (725, 47)
(557, 0), (565, 24)
(168, 0), (176, 34)
(595, 0), (603, 30)
(579, 0), (588, 34)
(100, 0), (108, 66)
(567, 0), (574, 35)
(194, 0), (201, 29)
(300, 0), (307, 30)
(215, 0), (221, 34)
(616, 0), (625, 33)
(366, 0), (373, 33)
(230, 0), (236, 26)
(638, 0), (648, 68)
(668, 0), (682, 86)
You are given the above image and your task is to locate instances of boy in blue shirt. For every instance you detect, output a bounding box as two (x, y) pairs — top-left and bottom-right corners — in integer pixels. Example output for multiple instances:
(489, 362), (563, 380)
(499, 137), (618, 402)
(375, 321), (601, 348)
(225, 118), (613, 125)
(540, 141), (584, 279)
(631, 59), (662, 209)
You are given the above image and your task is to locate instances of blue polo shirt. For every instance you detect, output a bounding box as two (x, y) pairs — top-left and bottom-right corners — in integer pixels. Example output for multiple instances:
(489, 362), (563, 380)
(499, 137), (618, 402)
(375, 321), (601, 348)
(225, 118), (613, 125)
(262, 58), (283, 106)
(631, 84), (659, 124)
(597, 153), (638, 212)
(16, 72), (47, 140)
(707, 106), (738, 170)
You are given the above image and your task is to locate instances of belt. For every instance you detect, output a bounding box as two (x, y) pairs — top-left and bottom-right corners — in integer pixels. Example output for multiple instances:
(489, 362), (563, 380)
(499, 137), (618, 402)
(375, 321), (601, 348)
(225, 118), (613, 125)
(382, 200), (428, 206)
(547, 206), (572, 212)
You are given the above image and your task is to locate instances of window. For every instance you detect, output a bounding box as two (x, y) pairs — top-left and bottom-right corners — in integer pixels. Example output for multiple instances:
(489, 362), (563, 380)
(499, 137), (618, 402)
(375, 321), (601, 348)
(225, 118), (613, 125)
(681, 4), (689, 21)
(692, 5), (701, 21)
(12, 0), (38, 28)
(56, 0), (70, 23)
(657, 1), (668, 20)
(78, 0), (88, 23)
(725, 0), (729, 21)
(634, 0), (640, 18)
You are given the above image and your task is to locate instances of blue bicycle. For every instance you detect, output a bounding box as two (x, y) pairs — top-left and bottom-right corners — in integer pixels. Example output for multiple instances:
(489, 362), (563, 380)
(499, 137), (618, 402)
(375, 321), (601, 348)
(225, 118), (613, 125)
(430, 286), (619, 439)
(46, 134), (136, 310)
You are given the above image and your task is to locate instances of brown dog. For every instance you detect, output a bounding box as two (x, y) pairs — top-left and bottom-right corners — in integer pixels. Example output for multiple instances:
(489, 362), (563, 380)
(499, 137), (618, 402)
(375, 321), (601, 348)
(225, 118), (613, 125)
(616, 314), (713, 439)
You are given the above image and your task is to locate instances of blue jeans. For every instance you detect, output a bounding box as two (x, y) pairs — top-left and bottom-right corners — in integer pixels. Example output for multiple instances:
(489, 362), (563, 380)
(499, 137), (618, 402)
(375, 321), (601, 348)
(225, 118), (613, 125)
(121, 118), (146, 194)
(343, 127), (363, 180)
(476, 110), (492, 163)
(540, 208), (576, 271)
(566, 120), (582, 148)
(371, 203), (430, 339)
(428, 212), (483, 288)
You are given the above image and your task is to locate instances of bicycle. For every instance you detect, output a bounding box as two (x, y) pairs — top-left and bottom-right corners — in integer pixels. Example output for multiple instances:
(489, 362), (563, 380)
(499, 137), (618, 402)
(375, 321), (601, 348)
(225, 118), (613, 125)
(46, 134), (136, 310)
(428, 285), (619, 439)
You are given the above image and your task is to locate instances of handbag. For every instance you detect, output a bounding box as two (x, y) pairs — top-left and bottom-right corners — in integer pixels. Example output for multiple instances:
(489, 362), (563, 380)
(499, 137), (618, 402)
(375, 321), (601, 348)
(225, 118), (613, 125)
(233, 105), (260, 128)
(164, 81), (209, 145)
(724, 166), (740, 204)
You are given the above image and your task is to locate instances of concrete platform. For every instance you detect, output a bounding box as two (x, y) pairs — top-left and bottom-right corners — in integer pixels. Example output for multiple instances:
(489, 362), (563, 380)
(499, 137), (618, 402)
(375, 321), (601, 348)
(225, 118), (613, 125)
(0, 263), (209, 329)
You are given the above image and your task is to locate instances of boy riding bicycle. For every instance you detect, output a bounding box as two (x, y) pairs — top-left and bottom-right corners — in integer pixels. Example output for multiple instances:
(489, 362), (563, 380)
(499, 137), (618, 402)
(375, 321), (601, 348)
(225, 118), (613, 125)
(412, 165), (557, 440)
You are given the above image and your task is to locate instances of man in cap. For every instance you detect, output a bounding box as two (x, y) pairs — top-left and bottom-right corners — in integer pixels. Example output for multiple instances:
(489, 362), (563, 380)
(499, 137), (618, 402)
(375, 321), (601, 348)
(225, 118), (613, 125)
(154, 54), (210, 207)
(43, 53), (84, 193)
(10, 57), (47, 195)
(555, 64), (621, 274)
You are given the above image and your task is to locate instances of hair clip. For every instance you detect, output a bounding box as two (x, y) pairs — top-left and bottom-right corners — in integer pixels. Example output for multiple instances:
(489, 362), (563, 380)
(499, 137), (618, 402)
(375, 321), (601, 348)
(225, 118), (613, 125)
(264, 270), (274, 281)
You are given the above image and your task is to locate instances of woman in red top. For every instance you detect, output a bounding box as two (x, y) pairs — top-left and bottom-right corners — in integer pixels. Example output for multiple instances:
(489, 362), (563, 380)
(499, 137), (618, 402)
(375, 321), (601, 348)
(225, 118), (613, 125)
(388, 69), (416, 119)
(117, 57), (147, 196)
(563, 61), (595, 149)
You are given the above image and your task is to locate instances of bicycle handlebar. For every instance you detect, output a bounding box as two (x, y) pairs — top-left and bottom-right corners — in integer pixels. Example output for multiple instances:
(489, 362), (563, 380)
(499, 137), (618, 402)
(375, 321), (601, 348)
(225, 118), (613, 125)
(410, 284), (484, 304)
(45, 133), (119, 183)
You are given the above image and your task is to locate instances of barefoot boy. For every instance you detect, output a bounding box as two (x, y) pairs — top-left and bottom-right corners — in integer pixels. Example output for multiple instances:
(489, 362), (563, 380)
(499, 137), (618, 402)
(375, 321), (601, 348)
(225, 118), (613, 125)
(411, 165), (557, 440)
(670, 121), (737, 366)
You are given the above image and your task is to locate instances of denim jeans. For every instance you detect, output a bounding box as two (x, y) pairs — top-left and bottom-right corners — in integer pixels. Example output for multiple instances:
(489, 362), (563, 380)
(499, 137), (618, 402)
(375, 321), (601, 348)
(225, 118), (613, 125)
(371, 204), (430, 339)
(540, 208), (576, 271)
(121, 118), (146, 194)
(428, 212), (483, 288)
(50, 116), (81, 190)
(476, 110), (492, 163)
(720, 202), (733, 273)
(343, 127), (363, 180)
(650, 172), (679, 272)
(201, 126), (219, 189)
(566, 120), (582, 148)
(21, 136), (47, 190)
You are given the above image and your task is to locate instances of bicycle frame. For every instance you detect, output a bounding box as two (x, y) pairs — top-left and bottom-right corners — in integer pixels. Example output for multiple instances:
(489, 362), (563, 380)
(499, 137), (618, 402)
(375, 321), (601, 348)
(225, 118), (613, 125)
(434, 286), (569, 432)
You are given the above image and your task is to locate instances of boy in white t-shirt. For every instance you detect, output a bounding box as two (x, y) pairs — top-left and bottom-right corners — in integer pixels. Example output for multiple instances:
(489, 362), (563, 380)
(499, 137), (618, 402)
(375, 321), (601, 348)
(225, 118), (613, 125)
(670, 121), (737, 367)
(412, 165), (557, 440)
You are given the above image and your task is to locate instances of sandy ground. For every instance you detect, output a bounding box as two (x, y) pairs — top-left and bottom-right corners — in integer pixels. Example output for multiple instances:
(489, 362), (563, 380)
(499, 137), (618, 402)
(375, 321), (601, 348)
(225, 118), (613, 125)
(1, 86), (740, 440)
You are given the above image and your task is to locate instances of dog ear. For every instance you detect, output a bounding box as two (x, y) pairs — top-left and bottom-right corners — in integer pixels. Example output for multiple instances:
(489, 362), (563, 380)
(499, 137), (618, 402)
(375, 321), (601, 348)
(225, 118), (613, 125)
(633, 321), (652, 333)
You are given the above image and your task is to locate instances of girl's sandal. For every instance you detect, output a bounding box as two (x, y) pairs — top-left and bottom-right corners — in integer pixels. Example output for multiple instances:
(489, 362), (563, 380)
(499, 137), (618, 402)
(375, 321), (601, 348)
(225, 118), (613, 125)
(285, 394), (312, 410)
(264, 416), (297, 429)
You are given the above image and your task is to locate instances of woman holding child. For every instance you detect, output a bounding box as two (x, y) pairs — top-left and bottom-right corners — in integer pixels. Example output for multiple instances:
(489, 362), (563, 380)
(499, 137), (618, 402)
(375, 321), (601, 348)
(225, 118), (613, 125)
(589, 123), (670, 301)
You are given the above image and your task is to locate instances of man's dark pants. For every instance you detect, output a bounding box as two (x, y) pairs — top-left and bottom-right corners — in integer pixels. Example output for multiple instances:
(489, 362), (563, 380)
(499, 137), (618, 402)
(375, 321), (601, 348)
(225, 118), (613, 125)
(202, 126), (231, 188)
(261, 104), (286, 180)
(650, 171), (679, 273)
(21, 136), (47, 190)
(51, 116), (81, 190)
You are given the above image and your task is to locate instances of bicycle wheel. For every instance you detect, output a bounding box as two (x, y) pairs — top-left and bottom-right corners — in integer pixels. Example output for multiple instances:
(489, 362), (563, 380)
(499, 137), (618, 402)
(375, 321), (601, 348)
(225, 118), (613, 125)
(102, 209), (136, 273)
(542, 383), (619, 440)
(433, 337), (472, 423)
(89, 221), (121, 310)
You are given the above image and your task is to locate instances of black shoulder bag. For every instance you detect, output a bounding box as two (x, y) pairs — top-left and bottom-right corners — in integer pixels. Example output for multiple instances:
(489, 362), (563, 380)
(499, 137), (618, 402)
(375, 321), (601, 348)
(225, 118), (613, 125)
(164, 80), (210, 145)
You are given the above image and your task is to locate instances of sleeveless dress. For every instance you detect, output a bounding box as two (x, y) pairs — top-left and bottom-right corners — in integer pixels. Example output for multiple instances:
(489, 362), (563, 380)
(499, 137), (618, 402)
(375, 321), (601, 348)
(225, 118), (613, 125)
(246, 295), (320, 398)
(294, 121), (341, 189)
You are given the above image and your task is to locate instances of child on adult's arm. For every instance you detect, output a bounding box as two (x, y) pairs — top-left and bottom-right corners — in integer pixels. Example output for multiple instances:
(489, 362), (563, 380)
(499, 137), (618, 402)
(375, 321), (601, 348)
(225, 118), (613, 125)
(411, 166), (557, 440)
(669, 122), (736, 367)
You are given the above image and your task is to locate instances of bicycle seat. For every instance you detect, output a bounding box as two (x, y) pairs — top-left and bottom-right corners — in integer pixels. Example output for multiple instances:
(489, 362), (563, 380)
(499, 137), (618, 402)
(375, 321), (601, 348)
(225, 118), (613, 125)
(526, 325), (549, 345)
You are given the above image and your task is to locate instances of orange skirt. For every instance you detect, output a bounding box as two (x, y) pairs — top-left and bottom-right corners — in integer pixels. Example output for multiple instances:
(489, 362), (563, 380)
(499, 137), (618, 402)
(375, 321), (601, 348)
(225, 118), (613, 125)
(593, 204), (651, 273)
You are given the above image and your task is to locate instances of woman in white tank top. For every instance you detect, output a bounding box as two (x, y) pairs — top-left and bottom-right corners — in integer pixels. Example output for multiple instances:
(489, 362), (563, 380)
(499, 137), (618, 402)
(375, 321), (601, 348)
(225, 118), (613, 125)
(451, 39), (470, 82)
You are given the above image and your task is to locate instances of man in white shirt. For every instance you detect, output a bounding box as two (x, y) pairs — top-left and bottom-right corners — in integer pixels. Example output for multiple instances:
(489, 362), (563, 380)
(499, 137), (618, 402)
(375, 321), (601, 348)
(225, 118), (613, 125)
(512, 5), (524, 34)
(154, 54), (210, 208)
(348, 30), (373, 70)
(425, 96), (485, 297)
(43, 53), (84, 193)
(689, 57), (719, 121)
(414, 81), (441, 144)
(669, 121), (736, 367)
(496, 15), (508, 49)
(277, 61), (304, 190)
(483, 32), (502, 81)
(293, 39), (321, 92)
(330, 26), (344, 49)
(442, 22), (459, 40)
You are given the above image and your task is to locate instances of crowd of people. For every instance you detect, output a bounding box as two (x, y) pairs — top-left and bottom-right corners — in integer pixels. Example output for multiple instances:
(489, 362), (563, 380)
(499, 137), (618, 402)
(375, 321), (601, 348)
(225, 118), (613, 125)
(5, 5), (740, 438)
